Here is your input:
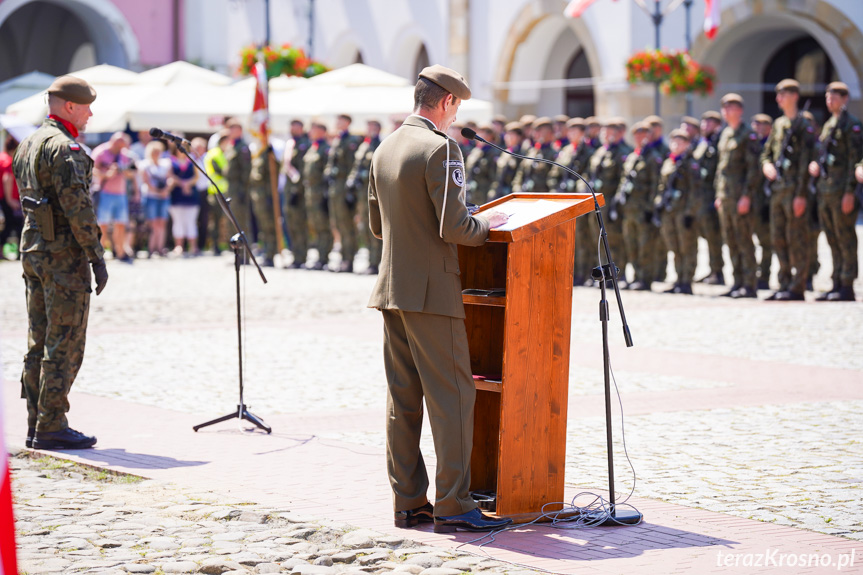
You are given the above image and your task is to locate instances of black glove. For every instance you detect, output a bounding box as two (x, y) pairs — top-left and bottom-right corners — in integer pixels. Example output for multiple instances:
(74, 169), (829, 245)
(643, 210), (653, 225)
(683, 215), (694, 229)
(91, 259), (108, 295)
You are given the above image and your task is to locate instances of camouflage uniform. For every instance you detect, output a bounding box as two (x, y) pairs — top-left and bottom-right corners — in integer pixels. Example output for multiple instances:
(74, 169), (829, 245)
(814, 109), (863, 291)
(549, 138), (597, 283)
(303, 138), (333, 265)
(760, 114), (815, 296)
(13, 118), (104, 433)
(488, 145), (521, 200)
(646, 139), (670, 282)
(715, 123), (762, 291)
(283, 133), (311, 265)
(751, 134), (773, 285)
(347, 134), (382, 270)
(617, 146), (662, 287)
(587, 141), (632, 276)
(512, 142), (557, 193)
(249, 148), (280, 262)
(692, 132), (724, 278)
(223, 138), (252, 233)
(656, 153), (699, 288)
(464, 144), (497, 206)
(325, 131), (361, 269)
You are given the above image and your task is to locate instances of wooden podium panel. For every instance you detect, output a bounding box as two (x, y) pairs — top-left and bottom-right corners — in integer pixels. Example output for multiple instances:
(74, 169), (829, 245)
(458, 193), (600, 520)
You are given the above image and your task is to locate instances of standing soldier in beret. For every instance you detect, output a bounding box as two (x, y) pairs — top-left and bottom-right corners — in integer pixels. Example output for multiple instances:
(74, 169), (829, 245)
(512, 117), (557, 193)
(325, 114), (361, 273)
(464, 125), (498, 206)
(347, 119), (383, 274)
(761, 79), (816, 301)
(368, 65), (511, 533)
(248, 141), (280, 267)
(303, 121), (332, 270)
(617, 122), (662, 290)
(655, 130), (700, 294)
(13, 75), (108, 450)
(644, 115), (670, 283)
(693, 110), (725, 285)
(751, 114), (774, 288)
(808, 82), (862, 301)
(488, 122), (523, 201)
(223, 118), (252, 235)
(283, 120), (311, 268)
(714, 94), (761, 298)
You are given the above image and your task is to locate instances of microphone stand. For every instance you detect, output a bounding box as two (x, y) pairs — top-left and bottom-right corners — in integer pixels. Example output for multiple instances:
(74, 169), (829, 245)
(167, 138), (272, 434)
(466, 131), (639, 525)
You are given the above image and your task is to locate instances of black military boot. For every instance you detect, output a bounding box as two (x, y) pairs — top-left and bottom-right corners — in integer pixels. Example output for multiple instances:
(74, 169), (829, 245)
(26, 427), (35, 449)
(815, 280), (840, 301)
(827, 286), (856, 302)
(33, 428), (97, 450)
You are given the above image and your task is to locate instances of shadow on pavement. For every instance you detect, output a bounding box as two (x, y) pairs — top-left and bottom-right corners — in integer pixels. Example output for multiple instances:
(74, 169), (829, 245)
(71, 448), (208, 469)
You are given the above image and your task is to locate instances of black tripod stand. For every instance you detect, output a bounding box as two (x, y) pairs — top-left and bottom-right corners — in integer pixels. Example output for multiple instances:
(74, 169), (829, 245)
(147, 129), (272, 434)
(193, 232), (271, 434)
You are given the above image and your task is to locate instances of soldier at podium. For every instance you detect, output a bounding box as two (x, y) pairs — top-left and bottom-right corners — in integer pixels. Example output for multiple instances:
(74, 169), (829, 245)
(367, 64), (511, 533)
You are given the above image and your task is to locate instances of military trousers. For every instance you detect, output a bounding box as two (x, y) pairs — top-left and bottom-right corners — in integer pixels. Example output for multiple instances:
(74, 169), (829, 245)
(573, 214), (595, 283)
(808, 200), (821, 279)
(329, 180), (358, 264)
(753, 198), (773, 284)
(592, 205), (626, 279)
(770, 190), (810, 294)
(622, 214), (654, 285)
(696, 200), (724, 275)
(250, 185), (278, 260)
(285, 183), (308, 265)
(381, 309), (477, 518)
(818, 193), (860, 287)
(717, 198), (757, 290)
(206, 194), (227, 252)
(660, 209), (698, 285)
(21, 249), (91, 433)
(227, 187), (251, 238)
(305, 183), (333, 264)
(357, 182), (382, 268)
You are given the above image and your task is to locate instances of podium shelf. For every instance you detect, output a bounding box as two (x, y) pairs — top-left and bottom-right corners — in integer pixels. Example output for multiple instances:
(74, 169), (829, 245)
(473, 377), (502, 393)
(463, 294), (506, 307)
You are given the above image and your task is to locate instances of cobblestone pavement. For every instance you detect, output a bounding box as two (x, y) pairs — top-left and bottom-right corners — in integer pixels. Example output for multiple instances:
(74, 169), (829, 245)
(2, 227), (863, 559)
(11, 453), (529, 575)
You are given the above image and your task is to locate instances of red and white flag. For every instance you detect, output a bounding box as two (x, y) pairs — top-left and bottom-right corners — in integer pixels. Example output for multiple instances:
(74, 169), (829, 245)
(704, 0), (720, 39)
(250, 59), (269, 147)
(0, 381), (19, 575)
(564, 0), (599, 18)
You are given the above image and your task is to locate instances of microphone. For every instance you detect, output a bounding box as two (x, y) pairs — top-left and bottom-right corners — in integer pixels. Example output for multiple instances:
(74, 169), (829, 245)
(150, 128), (190, 147)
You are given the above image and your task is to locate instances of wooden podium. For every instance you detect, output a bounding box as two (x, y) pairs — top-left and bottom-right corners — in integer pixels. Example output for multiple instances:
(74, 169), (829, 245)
(457, 192), (602, 522)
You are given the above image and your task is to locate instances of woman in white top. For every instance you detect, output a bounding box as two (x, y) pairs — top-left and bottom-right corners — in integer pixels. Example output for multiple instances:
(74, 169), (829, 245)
(138, 140), (172, 257)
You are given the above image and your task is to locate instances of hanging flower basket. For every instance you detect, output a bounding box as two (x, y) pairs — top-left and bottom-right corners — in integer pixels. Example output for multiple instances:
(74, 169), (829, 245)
(238, 43), (329, 79)
(626, 49), (716, 96)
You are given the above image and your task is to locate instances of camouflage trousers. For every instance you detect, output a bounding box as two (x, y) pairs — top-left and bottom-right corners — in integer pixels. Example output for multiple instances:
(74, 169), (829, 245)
(305, 183), (333, 263)
(651, 232), (668, 283)
(573, 213), (595, 283)
(818, 192), (860, 287)
(356, 182), (382, 268)
(285, 183), (308, 265)
(329, 180), (358, 264)
(206, 194), (227, 251)
(227, 187), (251, 237)
(250, 184), (278, 261)
(591, 205), (626, 280)
(21, 249), (91, 433)
(660, 209), (698, 285)
(770, 190), (810, 294)
(718, 198), (757, 290)
(696, 200), (724, 275)
(622, 214), (654, 285)
(753, 198), (772, 283)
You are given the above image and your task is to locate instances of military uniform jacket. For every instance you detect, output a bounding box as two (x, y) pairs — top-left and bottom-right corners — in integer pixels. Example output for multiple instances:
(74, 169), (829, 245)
(348, 135), (381, 190)
(465, 145), (498, 201)
(815, 110), (863, 196)
(656, 153), (699, 216)
(367, 115), (491, 319)
(224, 139), (251, 192)
(760, 114), (815, 198)
(326, 132), (360, 183)
(616, 147), (662, 215)
(285, 134), (311, 187)
(250, 147), (279, 186)
(715, 124), (762, 201)
(512, 143), (557, 193)
(587, 142), (631, 197)
(13, 118), (104, 267)
(548, 141), (593, 192)
(693, 132), (720, 204)
(489, 148), (520, 198)
(303, 139), (330, 188)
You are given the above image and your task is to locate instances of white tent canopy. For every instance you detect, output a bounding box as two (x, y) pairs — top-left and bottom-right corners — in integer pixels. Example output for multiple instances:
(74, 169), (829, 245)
(306, 63), (411, 87)
(0, 71), (55, 114)
(137, 61), (233, 86)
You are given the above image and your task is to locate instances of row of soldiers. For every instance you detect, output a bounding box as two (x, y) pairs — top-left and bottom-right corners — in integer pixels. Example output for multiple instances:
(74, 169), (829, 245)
(458, 79), (862, 301)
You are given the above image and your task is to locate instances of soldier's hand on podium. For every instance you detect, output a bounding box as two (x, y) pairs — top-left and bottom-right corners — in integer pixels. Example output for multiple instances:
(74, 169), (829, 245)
(485, 210), (510, 229)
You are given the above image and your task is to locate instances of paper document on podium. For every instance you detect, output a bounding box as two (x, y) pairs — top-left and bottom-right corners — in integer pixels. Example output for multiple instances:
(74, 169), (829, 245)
(492, 199), (565, 231)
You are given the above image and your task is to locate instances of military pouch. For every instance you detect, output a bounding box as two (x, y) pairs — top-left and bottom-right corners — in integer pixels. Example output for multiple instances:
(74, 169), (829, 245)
(22, 196), (55, 241)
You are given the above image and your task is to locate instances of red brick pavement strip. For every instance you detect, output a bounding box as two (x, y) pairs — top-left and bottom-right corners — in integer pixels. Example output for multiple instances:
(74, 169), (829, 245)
(4, 382), (861, 575)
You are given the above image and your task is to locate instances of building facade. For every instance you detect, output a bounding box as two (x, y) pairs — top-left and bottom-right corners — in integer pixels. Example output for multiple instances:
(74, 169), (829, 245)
(1, 0), (861, 125)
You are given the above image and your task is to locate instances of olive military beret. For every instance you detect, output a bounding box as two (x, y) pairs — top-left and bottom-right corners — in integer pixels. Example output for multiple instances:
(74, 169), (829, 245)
(532, 116), (553, 130)
(644, 115), (663, 127)
(419, 65), (471, 100)
(631, 122), (649, 134)
(669, 128), (690, 141)
(492, 114), (508, 124)
(752, 113), (773, 125)
(681, 116), (700, 129)
(504, 121), (523, 135)
(720, 93), (744, 106)
(585, 116), (600, 127)
(553, 114), (569, 124)
(701, 110), (721, 122)
(566, 117), (586, 129)
(47, 75), (96, 105)
(519, 114), (537, 126)
(606, 116), (626, 130)
(775, 79), (800, 93)
(827, 81), (849, 96)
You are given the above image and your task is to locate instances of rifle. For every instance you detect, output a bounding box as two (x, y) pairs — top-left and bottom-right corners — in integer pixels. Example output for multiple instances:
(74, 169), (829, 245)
(652, 156), (683, 227)
(774, 99), (811, 182)
(810, 108), (846, 195)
